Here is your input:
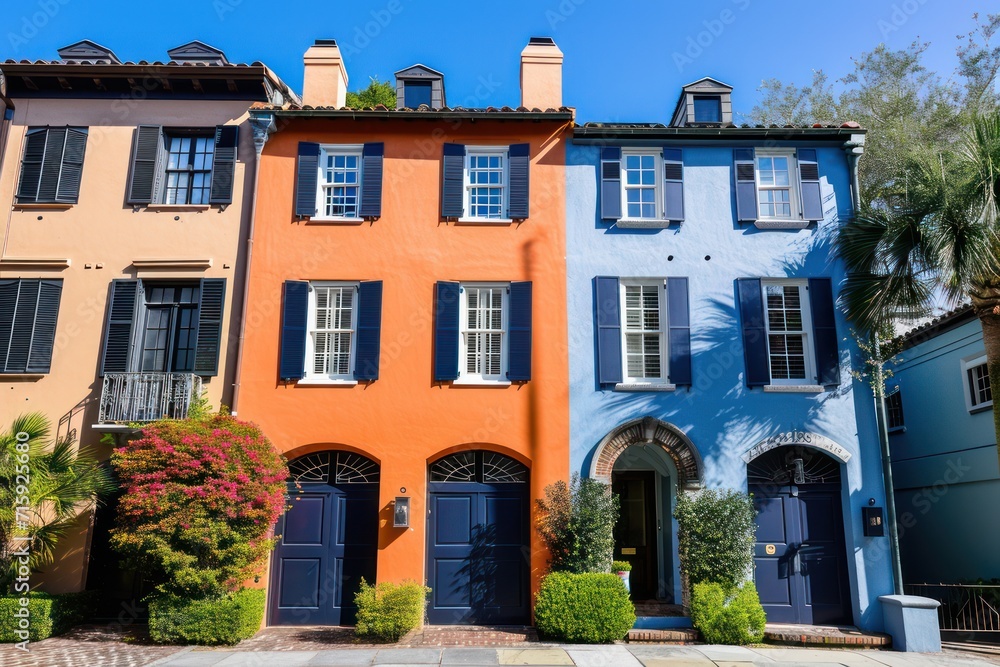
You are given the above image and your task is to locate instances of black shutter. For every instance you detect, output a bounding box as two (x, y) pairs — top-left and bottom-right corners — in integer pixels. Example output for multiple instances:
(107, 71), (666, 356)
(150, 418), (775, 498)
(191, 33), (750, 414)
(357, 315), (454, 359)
(279, 281), (309, 381)
(354, 280), (383, 380)
(359, 142), (384, 218)
(595, 276), (623, 385)
(25, 280), (62, 373)
(734, 148), (758, 222)
(194, 278), (226, 376)
(737, 278), (769, 387)
(667, 277), (691, 385)
(0, 280), (17, 371)
(100, 280), (140, 375)
(441, 143), (465, 218)
(600, 147), (622, 220)
(15, 128), (47, 203)
(36, 127), (67, 203)
(127, 125), (165, 204)
(508, 143), (530, 219)
(808, 278), (841, 386)
(434, 281), (460, 381)
(294, 142), (320, 217)
(507, 281), (532, 381)
(5, 280), (40, 372)
(209, 125), (239, 206)
(663, 148), (684, 222)
(56, 128), (88, 203)
(798, 149), (823, 221)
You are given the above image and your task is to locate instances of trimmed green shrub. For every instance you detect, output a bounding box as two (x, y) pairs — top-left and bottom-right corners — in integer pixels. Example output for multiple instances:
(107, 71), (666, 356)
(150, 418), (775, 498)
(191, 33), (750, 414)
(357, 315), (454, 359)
(536, 475), (620, 574)
(534, 572), (636, 643)
(354, 578), (429, 642)
(690, 582), (767, 645)
(611, 560), (632, 572)
(147, 588), (265, 645)
(674, 489), (757, 590)
(0, 591), (99, 642)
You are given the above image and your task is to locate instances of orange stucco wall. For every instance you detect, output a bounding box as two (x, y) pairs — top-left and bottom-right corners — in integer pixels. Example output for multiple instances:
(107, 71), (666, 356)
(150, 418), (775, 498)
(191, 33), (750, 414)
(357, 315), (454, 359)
(238, 117), (571, 604)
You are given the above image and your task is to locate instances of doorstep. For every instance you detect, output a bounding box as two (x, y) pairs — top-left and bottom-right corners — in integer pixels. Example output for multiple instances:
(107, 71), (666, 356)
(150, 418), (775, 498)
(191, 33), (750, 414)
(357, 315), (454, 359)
(626, 627), (699, 644)
(764, 623), (892, 648)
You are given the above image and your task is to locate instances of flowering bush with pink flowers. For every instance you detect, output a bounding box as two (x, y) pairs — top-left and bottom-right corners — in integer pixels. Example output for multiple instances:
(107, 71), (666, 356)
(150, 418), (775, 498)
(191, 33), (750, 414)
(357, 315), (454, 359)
(110, 415), (288, 598)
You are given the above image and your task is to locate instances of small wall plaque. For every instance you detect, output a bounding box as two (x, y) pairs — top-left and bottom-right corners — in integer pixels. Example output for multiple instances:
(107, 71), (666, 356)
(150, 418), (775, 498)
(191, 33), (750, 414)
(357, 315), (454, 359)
(621, 547), (636, 555)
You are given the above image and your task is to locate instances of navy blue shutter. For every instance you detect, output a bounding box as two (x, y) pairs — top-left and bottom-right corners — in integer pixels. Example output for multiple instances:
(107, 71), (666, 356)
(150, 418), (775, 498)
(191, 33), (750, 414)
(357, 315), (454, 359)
(100, 280), (140, 376)
(56, 128), (87, 204)
(737, 278), (769, 387)
(193, 278), (226, 376)
(209, 125), (239, 206)
(667, 278), (691, 385)
(279, 281), (309, 381)
(734, 148), (758, 222)
(595, 276), (623, 385)
(25, 280), (62, 374)
(0, 280), (18, 371)
(663, 148), (684, 222)
(127, 125), (165, 204)
(798, 149), (823, 221)
(354, 280), (383, 380)
(808, 278), (840, 386)
(441, 143), (465, 218)
(358, 142), (384, 218)
(600, 147), (622, 220)
(36, 127), (67, 203)
(15, 129), (47, 203)
(507, 281), (532, 381)
(434, 281), (460, 381)
(508, 143), (530, 219)
(294, 142), (320, 217)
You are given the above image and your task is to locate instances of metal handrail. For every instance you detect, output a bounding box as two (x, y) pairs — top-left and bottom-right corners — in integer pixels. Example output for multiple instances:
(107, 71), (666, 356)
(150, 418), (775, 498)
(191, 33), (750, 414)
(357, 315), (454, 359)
(98, 372), (201, 424)
(906, 583), (1000, 637)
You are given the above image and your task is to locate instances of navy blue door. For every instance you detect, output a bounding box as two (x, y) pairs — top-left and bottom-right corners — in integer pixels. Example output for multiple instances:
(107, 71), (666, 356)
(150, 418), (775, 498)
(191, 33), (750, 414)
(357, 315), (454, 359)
(427, 452), (530, 625)
(270, 452), (380, 626)
(748, 447), (850, 625)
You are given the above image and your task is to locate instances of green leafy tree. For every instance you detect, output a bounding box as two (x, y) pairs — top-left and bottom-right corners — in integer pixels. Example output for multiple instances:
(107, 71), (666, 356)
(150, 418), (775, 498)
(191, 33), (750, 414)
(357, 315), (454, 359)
(536, 474), (619, 574)
(0, 413), (115, 591)
(345, 77), (396, 109)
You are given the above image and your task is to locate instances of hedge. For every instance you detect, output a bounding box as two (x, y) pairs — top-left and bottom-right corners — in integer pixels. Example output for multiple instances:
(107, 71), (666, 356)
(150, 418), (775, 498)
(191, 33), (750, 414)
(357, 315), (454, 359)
(534, 572), (635, 643)
(147, 588), (265, 645)
(690, 581), (767, 645)
(0, 591), (99, 642)
(354, 579), (429, 642)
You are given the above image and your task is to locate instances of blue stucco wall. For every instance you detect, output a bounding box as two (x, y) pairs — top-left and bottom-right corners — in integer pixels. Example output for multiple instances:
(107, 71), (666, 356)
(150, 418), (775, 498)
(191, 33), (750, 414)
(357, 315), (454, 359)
(565, 140), (896, 630)
(890, 317), (1000, 582)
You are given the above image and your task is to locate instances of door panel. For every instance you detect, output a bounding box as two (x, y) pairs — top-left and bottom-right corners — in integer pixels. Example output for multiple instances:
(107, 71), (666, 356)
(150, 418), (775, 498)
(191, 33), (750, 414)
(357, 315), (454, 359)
(613, 471), (658, 600)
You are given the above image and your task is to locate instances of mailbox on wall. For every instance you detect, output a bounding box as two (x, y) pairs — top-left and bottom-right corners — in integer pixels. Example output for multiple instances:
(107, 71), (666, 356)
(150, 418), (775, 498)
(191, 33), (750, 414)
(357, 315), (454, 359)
(393, 497), (410, 528)
(862, 506), (884, 537)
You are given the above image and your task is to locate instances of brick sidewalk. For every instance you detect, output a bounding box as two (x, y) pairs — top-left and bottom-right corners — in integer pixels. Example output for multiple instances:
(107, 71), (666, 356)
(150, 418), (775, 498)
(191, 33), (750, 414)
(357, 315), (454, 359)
(0, 624), (183, 667)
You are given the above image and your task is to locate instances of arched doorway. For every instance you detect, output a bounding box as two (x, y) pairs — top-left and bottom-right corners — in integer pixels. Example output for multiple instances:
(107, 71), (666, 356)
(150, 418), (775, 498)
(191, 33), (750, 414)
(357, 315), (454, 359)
(747, 445), (851, 625)
(591, 417), (702, 604)
(269, 451), (380, 626)
(426, 450), (530, 625)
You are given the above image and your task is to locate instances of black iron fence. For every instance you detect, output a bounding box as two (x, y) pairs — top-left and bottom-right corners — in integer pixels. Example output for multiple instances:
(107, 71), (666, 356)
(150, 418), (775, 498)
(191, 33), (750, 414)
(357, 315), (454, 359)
(906, 583), (1000, 642)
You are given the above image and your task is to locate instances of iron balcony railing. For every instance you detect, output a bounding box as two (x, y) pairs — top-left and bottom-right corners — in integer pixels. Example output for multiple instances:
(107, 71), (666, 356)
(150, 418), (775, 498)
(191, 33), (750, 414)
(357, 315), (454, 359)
(98, 372), (201, 424)
(906, 583), (1000, 641)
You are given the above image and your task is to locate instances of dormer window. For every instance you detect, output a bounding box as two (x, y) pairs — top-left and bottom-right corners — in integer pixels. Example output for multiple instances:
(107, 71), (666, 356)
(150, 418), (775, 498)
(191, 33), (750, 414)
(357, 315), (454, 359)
(693, 96), (722, 123)
(670, 77), (733, 128)
(394, 64), (446, 109)
(404, 81), (432, 108)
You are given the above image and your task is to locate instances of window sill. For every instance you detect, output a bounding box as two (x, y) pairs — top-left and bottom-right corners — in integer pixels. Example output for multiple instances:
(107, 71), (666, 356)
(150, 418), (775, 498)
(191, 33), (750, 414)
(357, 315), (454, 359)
(144, 204), (211, 212)
(13, 202), (74, 210)
(294, 378), (359, 386)
(615, 218), (676, 229)
(888, 426), (906, 435)
(614, 382), (676, 392)
(763, 384), (825, 393)
(0, 373), (45, 380)
(969, 403), (994, 414)
(306, 217), (366, 225)
(451, 378), (512, 387)
(455, 217), (514, 226)
(753, 219), (811, 230)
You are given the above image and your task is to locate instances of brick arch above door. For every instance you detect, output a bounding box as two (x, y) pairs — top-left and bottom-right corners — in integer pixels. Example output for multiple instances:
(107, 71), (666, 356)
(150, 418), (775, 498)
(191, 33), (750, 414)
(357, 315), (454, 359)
(590, 416), (702, 490)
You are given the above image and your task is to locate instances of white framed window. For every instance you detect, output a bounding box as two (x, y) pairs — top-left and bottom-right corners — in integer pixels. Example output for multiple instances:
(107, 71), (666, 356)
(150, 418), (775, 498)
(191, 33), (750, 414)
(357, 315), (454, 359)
(755, 150), (800, 222)
(459, 284), (508, 383)
(620, 279), (668, 383)
(464, 147), (508, 221)
(886, 388), (905, 432)
(762, 279), (814, 385)
(316, 145), (363, 220)
(305, 282), (358, 382)
(963, 355), (993, 412)
(622, 150), (662, 221)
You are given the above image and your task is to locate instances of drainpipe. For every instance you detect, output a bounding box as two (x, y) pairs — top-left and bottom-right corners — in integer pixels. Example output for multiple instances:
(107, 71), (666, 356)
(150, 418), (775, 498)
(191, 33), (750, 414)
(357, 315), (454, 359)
(844, 134), (865, 214)
(230, 110), (275, 416)
(874, 339), (905, 595)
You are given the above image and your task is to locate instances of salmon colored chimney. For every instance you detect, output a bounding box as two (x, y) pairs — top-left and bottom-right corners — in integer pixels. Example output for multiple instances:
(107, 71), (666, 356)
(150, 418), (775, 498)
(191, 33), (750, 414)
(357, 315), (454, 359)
(302, 39), (348, 107)
(519, 37), (563, 109)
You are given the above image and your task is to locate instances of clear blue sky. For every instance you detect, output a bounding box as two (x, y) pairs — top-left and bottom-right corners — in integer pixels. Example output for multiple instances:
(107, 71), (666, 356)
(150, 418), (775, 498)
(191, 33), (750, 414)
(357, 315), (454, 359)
(4, 0), (996, 122)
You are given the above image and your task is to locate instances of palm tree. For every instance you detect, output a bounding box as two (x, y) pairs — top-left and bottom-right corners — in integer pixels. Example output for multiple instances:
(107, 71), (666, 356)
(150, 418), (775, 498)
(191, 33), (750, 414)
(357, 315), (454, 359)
(0, 413), (116, 591)
(837, 110), (1000, 450)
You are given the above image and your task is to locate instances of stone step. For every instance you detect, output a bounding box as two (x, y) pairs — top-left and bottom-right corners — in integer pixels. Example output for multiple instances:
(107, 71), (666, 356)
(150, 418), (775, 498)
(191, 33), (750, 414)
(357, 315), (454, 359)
(764, 624), (891, 648)
(626, 628), (699, 644)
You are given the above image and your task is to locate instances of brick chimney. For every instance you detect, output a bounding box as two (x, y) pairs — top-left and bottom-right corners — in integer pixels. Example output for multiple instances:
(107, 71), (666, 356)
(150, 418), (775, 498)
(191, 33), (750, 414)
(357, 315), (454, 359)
(519, 37), (563, 110)
(302, 39), (348, 108)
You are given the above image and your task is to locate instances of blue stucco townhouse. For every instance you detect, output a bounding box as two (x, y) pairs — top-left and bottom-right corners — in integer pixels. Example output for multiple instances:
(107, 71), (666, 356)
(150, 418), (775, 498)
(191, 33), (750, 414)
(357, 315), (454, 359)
(566, 78), (896, 631)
